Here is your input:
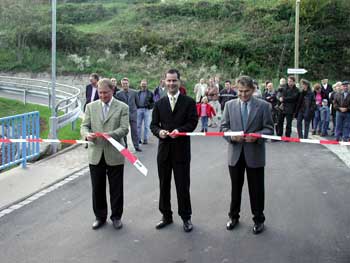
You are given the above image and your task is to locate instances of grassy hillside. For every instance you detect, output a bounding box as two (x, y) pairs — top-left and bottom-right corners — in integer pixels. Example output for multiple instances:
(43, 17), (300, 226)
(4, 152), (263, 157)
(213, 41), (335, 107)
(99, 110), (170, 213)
(0, 0), (349, 91)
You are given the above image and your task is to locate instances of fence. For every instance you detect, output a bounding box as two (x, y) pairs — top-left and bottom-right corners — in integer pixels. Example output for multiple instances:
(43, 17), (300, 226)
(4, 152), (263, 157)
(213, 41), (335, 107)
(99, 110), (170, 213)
(0, 112), (40, 171)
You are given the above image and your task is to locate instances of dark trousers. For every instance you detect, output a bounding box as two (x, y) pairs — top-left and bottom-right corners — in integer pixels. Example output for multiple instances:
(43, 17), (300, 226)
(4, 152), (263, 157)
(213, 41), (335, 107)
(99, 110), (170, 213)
(228, 152), (265, 224)
(297, 112), (311, 139)
(277, 113), (293, 137)
(89, 154), (124, 221)
(157, 157), (191, 220)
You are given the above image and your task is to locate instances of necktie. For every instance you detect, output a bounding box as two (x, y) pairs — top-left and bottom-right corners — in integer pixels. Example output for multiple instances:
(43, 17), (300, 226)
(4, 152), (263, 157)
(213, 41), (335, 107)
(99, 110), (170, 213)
(103, 103), (109, 120)
(170, 96), (176, 111)
(241, 102), (248, 130)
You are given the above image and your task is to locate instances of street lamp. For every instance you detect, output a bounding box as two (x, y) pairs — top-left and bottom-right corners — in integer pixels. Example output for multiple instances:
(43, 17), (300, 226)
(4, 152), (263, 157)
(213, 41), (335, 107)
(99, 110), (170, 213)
(50, 0), (57, 153)
(294, 0), (300, 83)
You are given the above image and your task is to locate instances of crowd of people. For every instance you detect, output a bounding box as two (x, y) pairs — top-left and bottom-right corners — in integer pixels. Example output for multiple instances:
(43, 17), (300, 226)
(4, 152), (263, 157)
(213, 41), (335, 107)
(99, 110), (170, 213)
(81, 70), (349, 234)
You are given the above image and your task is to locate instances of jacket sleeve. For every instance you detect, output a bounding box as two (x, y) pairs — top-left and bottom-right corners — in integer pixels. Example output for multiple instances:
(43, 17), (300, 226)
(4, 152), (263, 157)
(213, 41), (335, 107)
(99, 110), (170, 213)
(80, 103), (92, 140)
(150, 102), (161, 138)
(255, 103), (274, 136)
(220, 103), (234, 144)
(176, 99), (198, 132)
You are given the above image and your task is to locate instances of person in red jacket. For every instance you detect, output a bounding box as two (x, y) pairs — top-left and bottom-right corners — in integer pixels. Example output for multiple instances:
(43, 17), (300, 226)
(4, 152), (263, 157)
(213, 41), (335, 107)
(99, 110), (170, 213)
(196, 96), (216, 132)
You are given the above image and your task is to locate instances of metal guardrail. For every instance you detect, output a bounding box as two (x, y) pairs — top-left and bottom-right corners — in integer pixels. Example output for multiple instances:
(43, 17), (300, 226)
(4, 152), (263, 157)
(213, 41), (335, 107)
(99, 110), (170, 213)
(0, 112), (40, 170)
(0, 75), (82, 138)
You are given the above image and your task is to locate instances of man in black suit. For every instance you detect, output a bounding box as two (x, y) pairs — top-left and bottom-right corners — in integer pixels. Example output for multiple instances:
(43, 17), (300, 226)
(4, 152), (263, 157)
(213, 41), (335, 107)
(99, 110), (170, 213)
(150, 69), (198, 232)
(84, 73), (100, 112)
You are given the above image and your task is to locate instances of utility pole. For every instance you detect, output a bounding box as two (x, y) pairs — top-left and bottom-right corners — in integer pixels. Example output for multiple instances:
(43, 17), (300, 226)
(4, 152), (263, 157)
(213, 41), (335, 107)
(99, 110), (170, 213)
(294, 0), (300, 84)
(50, 0), (57, 153)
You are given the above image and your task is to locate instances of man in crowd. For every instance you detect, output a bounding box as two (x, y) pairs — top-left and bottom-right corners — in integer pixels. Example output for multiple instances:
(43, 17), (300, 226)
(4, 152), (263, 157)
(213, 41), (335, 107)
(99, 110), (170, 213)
(115, 77), (142, 152)
(194, 78), (208, 103)
(81, 78), (129, 230)
(84, 73), (99, 112)
(137, 79), (154, 145)
(220, 75), (274, 234)
(219, 80), (237, 112)
(333, 81), (350, 142)
(150, 69), (198, 232)
(277, 76), (300, 137)
(153, 79), (167, 102)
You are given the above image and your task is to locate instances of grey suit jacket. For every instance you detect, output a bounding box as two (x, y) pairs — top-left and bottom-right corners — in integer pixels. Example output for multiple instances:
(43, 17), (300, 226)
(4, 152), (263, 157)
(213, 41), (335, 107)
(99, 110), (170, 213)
(115, 89), (139, 121)
(80, 98), (129, 166)
(220, 97), (274, 168)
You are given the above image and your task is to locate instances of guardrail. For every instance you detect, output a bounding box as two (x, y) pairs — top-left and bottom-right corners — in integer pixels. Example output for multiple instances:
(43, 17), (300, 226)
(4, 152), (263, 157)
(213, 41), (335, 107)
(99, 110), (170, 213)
(0, 112), (40, 170)
(0, 75), (82, 140)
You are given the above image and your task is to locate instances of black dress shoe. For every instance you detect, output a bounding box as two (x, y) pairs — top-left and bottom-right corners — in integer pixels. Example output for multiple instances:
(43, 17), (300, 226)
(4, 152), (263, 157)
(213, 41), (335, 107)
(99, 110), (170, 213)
(226, 218), (239, 230)
(183, 219), (193, 232)
(92, 219), (106, 230)
(112, 219), (123, 230)
(135, 147), (142, 152)
(155, 217), (173, 229)
(143, 141), (148, 144)
(253, 222), (264, 234)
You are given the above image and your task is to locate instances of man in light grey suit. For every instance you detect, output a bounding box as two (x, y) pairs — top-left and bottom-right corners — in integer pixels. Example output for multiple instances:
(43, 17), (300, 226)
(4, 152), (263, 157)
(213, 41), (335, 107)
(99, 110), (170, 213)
(220, 75), (274, 234)
(81, 78), (129, 230)
(115, 77), (141, 152)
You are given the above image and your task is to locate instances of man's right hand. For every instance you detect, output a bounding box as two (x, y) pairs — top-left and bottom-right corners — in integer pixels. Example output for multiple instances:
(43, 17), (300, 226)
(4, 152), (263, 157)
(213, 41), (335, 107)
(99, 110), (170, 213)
(159, 130), (169, 139)
(231, 135), (245, 143)
(86, 133), (97, 141)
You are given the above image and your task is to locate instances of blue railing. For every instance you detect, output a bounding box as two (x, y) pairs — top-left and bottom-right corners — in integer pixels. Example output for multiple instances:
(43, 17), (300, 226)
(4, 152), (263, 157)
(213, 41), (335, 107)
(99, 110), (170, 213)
(0, 112), (40, 170)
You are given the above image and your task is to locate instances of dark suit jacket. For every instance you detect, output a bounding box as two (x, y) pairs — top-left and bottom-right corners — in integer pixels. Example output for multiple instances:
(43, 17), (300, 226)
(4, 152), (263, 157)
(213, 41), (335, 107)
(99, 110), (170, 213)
(150, 94), (198, 162)
(84, 84), (99, 111)
(115, 89), (139, 121)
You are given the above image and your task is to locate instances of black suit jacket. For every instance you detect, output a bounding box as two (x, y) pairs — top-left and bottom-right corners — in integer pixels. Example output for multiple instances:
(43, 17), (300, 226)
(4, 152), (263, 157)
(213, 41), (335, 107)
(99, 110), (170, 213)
(84, 84), (99, 111)
(150, 94), (198, 162)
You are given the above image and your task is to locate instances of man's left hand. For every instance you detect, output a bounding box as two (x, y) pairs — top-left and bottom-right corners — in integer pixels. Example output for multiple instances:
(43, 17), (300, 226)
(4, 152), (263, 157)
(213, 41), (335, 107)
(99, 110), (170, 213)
(169, 129), (179, 138)
(245, 135), (258, 143)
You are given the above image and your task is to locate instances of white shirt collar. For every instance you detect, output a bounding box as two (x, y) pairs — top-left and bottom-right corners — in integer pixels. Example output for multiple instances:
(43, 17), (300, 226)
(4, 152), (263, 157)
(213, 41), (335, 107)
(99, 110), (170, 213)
(167, 91), (180, 102)
(101, 97), (113, 107)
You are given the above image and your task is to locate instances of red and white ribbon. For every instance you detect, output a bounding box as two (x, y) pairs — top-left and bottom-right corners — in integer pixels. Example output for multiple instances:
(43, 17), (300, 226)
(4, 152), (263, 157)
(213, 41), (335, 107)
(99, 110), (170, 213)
(0, 134), (148, 176)
(95, 133), (148, 176)
(174, 131), (350, 146)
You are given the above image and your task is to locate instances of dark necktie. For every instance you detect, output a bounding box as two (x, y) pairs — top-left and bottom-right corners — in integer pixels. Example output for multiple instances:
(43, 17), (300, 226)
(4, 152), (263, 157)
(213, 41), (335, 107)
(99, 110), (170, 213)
(242, 102), (248, 130)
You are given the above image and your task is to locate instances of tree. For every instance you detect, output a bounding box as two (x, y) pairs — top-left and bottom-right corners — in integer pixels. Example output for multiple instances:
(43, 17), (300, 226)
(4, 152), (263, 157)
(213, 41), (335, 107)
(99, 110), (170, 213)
(0, 0), (42, 63)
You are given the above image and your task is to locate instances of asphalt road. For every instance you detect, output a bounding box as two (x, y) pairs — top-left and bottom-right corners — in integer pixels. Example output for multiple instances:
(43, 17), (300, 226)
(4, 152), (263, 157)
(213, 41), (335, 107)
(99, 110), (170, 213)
(0, 135), (349, 263)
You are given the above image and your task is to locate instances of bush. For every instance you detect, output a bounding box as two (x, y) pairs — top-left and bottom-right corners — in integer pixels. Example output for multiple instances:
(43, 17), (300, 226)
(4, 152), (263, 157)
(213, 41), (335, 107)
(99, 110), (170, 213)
(57, 4), (116, 24)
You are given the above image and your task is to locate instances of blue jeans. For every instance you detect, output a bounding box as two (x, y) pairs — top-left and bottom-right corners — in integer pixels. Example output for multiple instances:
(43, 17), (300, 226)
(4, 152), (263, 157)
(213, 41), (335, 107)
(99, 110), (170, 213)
(297, 112), (311, 139)
(335, 111), (350, 141)
(201, 116), (208, 131)
(137, 108), (151, 142)
(312, 105), (321, 132)
(320, 109), (330, 135)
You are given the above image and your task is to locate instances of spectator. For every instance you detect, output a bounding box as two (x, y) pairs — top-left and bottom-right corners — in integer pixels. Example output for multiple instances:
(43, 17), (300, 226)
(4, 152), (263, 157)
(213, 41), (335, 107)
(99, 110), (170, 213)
(115, 77), (142, 152)
(137, 79), (154, 145)
(196, 96), (216, 132)
(333, 81), (350, 142)
(219, 80), (237, 112)
(329, 82), (342, 135)
(84, 73), (99, 112)
(111, 78), (120, 96)
(252, 79), (262, 98)
(153, 79), (167, 102)
(295, 79), (316, 139)
(194, 78), (208, 103)
(277, 76), (300, 137)
(263, 81), (278, 134)
(321, 78), (333, 104)
(312, 83), (327, 135)
(320, 99), (330, 136)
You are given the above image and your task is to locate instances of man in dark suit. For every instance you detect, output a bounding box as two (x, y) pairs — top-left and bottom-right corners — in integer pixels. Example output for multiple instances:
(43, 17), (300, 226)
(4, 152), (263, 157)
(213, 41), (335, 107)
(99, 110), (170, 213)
(115, 77), (141, 152)
(81, 78), (129, 230)
(220, 75), (274, 234)
(150, 69), (198, 232)
(84, 73), (100, 112)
